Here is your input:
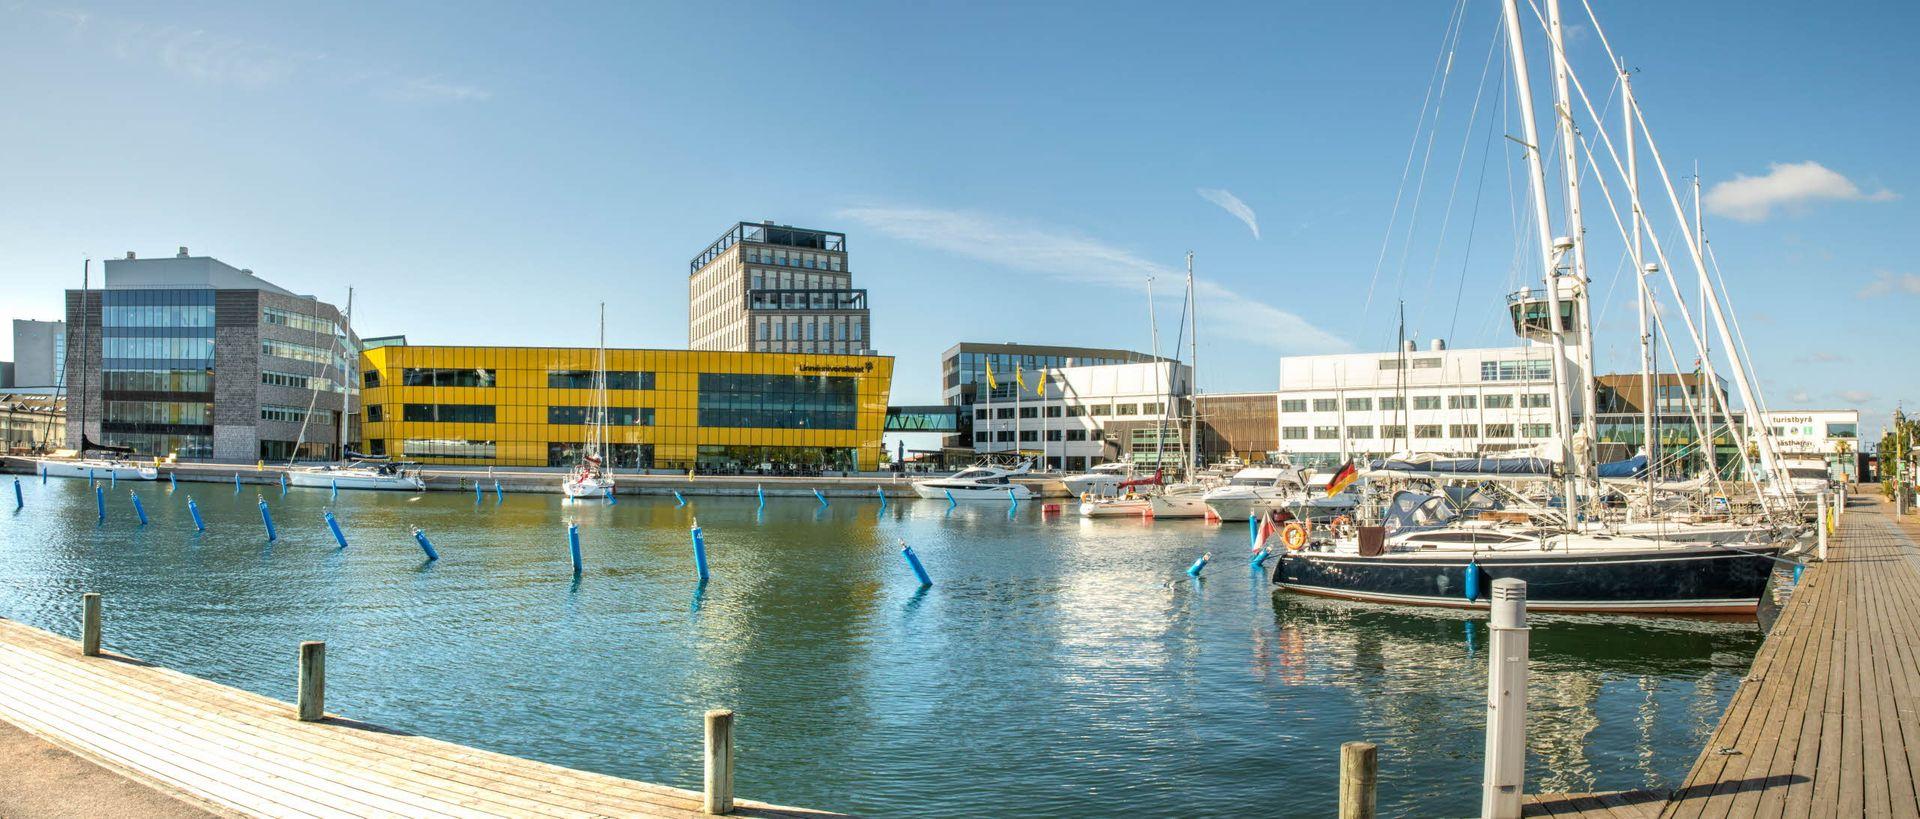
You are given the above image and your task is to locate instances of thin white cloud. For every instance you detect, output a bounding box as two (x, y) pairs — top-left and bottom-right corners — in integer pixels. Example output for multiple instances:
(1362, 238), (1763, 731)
(1788, 389), (1812, 403)
(1837, 389), (1876, 405)
(1705, 161), (1895, 222)
(24, 3), (489, 102)
(1857, 270), (1920, 299)
(835, 205), (1350, 352)
(1196, 188), (1261, 240)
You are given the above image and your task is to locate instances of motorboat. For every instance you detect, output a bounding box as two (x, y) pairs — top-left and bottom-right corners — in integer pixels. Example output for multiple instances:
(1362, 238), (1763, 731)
(1202, 465), (1306, 522)
(911, 462), (1035, 501)
(1272, 490), (1786, 614)
(33, 457), (157, 481)
(1148, 482), (1215, 519)
(289, 459), (424, 491)
(1062, 462), (1134, 497)
(1078, 494), (1152, 518)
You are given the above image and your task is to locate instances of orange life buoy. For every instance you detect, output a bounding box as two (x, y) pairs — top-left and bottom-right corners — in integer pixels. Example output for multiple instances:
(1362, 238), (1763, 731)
(1281, 521), (1310, 551)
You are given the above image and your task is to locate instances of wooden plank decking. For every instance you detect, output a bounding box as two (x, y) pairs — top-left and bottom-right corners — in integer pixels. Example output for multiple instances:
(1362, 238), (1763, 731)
(0, 616), (843, 818)
(1529, 492), (1920, 818)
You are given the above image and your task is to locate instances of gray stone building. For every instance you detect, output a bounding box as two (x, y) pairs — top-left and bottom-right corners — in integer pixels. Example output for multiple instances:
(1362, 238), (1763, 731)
(65, 248), (358, 462)
(10, 319), (66, 389)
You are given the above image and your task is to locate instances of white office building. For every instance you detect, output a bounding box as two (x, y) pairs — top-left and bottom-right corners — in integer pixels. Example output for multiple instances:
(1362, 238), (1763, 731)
(1760, 409), (1861, 480)
(10, 319), (66, 390)
(1273, 340), (1580, 469)
(969, 360), (1191, 472)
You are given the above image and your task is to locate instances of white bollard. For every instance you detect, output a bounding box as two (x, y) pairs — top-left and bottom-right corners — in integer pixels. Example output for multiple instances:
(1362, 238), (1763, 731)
(1481, 578), (1529, 819)
(1833, 489), (1843, 524)
(1817, 494), (1829, 561)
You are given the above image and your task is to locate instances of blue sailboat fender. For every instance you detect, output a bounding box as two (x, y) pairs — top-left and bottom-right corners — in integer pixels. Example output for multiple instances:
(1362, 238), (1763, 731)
(1464, 560), (1481, 601)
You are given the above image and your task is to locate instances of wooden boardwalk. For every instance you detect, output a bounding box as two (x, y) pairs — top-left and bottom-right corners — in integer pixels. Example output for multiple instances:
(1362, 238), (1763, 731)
(0, 616), (842, 818)
(1529, 492), (1920, 818)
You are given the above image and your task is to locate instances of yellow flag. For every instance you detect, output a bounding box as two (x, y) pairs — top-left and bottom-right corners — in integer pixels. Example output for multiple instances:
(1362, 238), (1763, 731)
(1035, 368), (1047, 397)
(1016, 364), (1027, 390)
(985, 359), (998, 389)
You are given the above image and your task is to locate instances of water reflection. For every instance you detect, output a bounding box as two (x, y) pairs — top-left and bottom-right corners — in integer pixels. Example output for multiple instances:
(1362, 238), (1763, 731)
(0, 479), (1757, 818)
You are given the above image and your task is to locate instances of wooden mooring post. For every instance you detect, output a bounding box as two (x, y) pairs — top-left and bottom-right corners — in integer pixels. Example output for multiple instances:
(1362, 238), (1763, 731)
(80, 593), (101, 657)
(704, 709), (735, 814)
(1338, 741), (1377, 819)
(297, 641), (326, 722)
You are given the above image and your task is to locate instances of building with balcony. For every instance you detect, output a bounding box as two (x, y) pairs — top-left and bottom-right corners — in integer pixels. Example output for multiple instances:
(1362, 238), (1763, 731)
(357, 344), (894, 472)
(688, 221), (872, 355)
(65, 248), (356, 461)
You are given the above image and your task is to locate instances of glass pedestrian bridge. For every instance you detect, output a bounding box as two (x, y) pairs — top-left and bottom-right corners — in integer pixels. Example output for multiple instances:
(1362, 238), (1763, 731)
(884, 405), (962, 432)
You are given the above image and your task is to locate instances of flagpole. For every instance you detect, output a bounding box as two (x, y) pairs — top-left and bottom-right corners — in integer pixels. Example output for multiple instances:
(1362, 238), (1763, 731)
(1015, 364), (1023, 465)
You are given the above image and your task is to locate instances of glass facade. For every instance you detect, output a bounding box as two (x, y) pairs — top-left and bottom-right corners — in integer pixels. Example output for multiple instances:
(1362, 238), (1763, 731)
(360, 346), (892, 470)
(99, 289), (216, 458)
(944, 349), (1142, 401)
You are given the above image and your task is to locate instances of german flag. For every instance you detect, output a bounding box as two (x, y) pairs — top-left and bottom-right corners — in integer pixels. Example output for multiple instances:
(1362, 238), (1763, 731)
(1325, 459), (1359, 497)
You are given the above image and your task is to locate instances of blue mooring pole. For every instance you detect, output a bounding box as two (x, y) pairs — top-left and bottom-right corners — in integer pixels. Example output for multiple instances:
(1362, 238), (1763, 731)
(756, 484), (765, 511)
(690, 519), (710, 582)
(474, 481), (482, 504)
(325, 509), (348, 549)
(411, 527), (439, 561)
(876, 486), (887, 508)
(169, 471), (176, 490)
(945, 489), (957, 509)
(95, 485), (106, 521)
(813, 488), (828, 507)
(1249, 514), (1259, 549)
(1250, 548), (1269, 567)
(567, 522), (582, 576)
(494, 480), (503, 502)
(1007, 487), (1019, 512)
(279, 473), (286, 494)
(131, 490), (148, 526)
(258, 496), (277, 542)
(187, 496), (205, 532)
(1187, 552), (1211, 577)
(901, 541), (933, 588)
(331, 479), (338, 500)
(12, 477), (20, 509)
(674, 490), (686, 508)
(234, 473), (241, 492)
(110, 470), (116, 489)
(41, 464), (47, 483)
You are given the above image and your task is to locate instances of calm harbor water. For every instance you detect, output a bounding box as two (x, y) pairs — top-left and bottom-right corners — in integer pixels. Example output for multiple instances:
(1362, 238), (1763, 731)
(0, 476), (1759, 816)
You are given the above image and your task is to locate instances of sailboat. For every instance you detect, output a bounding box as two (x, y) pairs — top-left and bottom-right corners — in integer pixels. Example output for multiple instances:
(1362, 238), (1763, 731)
(1272, 0), (1786, 614)
(34, 259), (157, 481)
(562, 304), (616, 500)
(288, 288), (425, 491)
(1149, 252), (1216, 519)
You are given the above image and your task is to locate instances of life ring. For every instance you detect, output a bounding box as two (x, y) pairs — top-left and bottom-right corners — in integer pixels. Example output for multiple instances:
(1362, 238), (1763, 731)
(1081, 491), (1092, 503)
(1331, 515), (1356, 538)
(1281, 521), (1310, 551)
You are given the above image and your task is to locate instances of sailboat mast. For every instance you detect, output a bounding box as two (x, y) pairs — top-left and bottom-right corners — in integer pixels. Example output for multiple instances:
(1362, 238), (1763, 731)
(1147, 275), (1164, 474)
(1548, 0), (1599, 518)
(1500, 0), (1579, 524)
(77, 259), (89, 452)
(1624, 67), (1655, 497)
(1185, 251), (1198, 480)
(1692, 169), (1719, 478)
(339, 286), (353, 459)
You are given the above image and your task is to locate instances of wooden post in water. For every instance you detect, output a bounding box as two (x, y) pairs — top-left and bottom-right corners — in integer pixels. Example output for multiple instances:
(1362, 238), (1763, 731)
(80, 593), (101, 657)
(297, 641), (326, 721)
(1338, 741), (1377, 819)
(704, 709), (734, 814)
(1481, 578), (1529, 819)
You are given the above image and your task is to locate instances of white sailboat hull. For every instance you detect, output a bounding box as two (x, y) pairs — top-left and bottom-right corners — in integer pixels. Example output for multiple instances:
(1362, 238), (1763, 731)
(910, 482), (1033, 501)
(1148, 492), (1213, 519)
(288, 469), (423, 491)
(563, 475), (615, 499)
(1078, 497), (1151, 518)
(34, 460), (157, 481)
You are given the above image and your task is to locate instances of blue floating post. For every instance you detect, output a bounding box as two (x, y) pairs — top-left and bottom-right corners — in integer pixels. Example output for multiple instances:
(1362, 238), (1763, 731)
(756, 484), (765, 511)
(324, 508), (348, 549)
(690, 518), (710, 582)
(88, 467), (96, 485)
(110, 470), (117, 488)
(945, 489), (957, 509)
(567, 522), (582, 576)
(474, 481), (482, 504)
(1250, 548), (1269, 567)
(411, 526), (439, 561)
(901, 541), (933, 587)
(813, 488), (828, 507)
(168, 470), (176, 490)
(1464, 560), (1481, 602)
(674, 490), (686, 508)
(279, 472), (286, 494)
(41, 464), (47, 483)
(1187, 552), (1211, 577)
(234, 472), (241, 492)
(1249, 514), (1259, 549)
(876, 486), (887, 508)
(494, 480), (503, 502)
(187, 496), (205, 532)
(331, 479), (338, 500)
(258, 495), (277, 542)
(1792, 563), (1804, 585)
(131, 490), (148, 526)
(1007, 487), (1018, 512)
(95, 485), (106, 521)
(11, 477), (20, 510)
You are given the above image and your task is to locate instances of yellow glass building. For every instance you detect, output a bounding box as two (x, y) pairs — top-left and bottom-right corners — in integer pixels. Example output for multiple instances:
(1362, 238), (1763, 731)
(357, 345), (894, 471)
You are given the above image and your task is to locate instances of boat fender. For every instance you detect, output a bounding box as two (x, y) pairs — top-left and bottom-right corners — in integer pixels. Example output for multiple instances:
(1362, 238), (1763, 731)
(1464, 560), (1481, 601)
(1281, 521), (1310, 551)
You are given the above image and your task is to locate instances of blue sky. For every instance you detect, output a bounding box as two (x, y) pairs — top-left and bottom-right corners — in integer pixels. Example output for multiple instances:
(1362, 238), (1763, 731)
(1, 1), (1914, 437)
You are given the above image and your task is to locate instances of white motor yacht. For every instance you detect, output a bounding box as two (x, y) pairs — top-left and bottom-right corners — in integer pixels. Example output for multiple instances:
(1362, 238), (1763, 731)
(912, 462), (1035, 501)
(289, 459), (424, 491)
(1202, 465), (1306, 522)
(1062, 462), (1133, 497)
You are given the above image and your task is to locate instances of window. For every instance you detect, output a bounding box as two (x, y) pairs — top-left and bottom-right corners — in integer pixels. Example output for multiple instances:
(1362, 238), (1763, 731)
(1018, 407), (1038, 419)
(546, 370), (654, 390)
(1282, 426), (1309, 440)
(1347, 425), (1373, 439)
(1412, 358), (1441, 369)
(1043, 406), (1062, 418)
(1065, 405), (1087, 417)
(262, 307), (335, 335)
(1045, 430), (1062, 441)
(696, 373), (857, 429)
(1378, 397), (1404, 411)
(260, 405), (320, 424)
(974, 408), (988, 420)
(262, 370), (333, 391)
(1065, 429), (1087, 441)
(405, 368), (497, 388)
(996, 431), (1013, 442)
(1521, 393), (1552, 408)
(1486, 423), (1516, 438)
(366, 404), (385, 423)
(1114, 403), (1138, 416)
(547, 406), (654, 426)
(1521, 423), (1552, 438)
(1381, 424), (1407, 440)
(362, 370), (381, 388)
(403, 404), (496, 423)
(996, 408), (1014, 419)
(1089, 404), (1111, 417)
(1484, 394), (1514, 409)
(1449, 424), (1479, 438)
(1448, 395), (1477, 409)
(974, 431), (992, 444)
(1313, 426), (1340, 439)
(1413, 396), (1441, 410)
(1415, 424), (1442, 438)
(403, 439), (496, 460)
(1312, 398), (1338, 412)
(1827, 423), (1858, 439)
(1018, 430), (1037, 442)
(1481, 359), (1554, 382)
(1346, 397), (1372, 411)
(1281, 399), (1308, 413)
(1141, 402), (1164, 416)
(261, 339), (335, 366)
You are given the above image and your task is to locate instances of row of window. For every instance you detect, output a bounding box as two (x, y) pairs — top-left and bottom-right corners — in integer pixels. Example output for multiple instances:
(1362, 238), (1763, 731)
(545, 406), (654, 426)
(1283, 393), (1552, 412)
(696, 373), (859, 430)
(975, 428), (1098, 443)
(401, 403), (497, 424)
(263, 370), (340, 392)
(261, 405), (325, 424)
(103, 369), (214, 393)
(742, 249), (843, 271)
(378, 368), (660, 391)
(1281, 423), (1553, 440)
(752, 314), (865, 344)
(104, 337), (215, 361)
(1480, 360), (1554, 382)
(969, 402), (1167, 420)
(261, 339), (335, 366)
(103, 400), (213, 426)
(262, 307), (337, 336)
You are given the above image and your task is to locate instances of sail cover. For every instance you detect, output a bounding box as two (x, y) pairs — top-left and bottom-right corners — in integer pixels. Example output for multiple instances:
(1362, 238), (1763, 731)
(1596, 454), (1649, 479)
(80, 434), (135, 456)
